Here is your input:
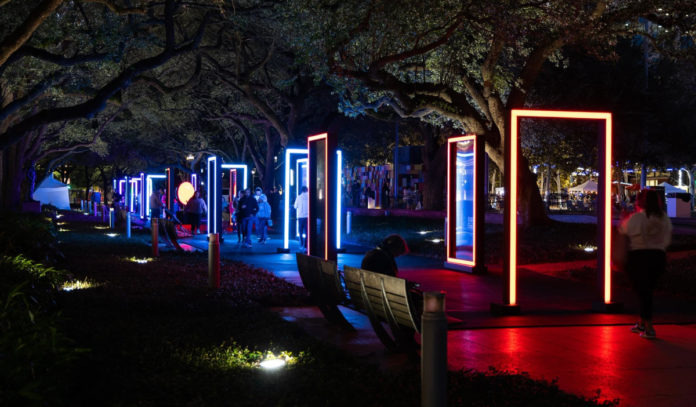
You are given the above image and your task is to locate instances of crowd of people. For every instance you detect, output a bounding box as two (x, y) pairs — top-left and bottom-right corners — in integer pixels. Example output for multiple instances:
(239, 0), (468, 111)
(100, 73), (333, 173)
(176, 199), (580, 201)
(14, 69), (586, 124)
(347, 180), (423, 210)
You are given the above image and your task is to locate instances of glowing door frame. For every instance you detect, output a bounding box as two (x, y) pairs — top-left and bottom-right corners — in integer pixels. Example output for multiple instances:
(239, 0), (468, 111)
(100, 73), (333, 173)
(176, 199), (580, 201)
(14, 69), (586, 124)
(220, 164), (248, 190)
(445, 134), (481, 271)
(506, 109), (613, 306)
(282, 148), (342, 252)
(128, 178), (141, 213)
(307, 133), (338, 261)
(296, 158), (308, 238)
(145, 174), (166, 218)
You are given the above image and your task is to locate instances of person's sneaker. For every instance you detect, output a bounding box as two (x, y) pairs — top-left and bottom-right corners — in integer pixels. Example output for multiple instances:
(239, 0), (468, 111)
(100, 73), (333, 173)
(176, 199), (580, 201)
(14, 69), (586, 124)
(630, 323), (645, 333)
(640, 329), (656, 339)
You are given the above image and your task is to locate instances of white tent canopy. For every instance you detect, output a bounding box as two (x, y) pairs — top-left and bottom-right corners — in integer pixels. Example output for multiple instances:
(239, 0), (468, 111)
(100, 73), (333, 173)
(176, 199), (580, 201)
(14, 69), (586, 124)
(658, 182), (686, 194)
(32, 176), (70, 210)
(568, 179), (598, 193)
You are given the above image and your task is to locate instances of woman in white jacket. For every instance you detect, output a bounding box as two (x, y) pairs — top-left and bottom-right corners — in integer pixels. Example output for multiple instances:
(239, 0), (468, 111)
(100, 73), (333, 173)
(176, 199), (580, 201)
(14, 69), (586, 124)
(619, 189), (672, 339)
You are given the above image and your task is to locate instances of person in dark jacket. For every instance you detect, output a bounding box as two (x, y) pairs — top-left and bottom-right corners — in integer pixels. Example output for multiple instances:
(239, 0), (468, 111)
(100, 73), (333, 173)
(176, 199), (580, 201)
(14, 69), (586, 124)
(361, 234), (409, 277)
(238, 189), (259, 248)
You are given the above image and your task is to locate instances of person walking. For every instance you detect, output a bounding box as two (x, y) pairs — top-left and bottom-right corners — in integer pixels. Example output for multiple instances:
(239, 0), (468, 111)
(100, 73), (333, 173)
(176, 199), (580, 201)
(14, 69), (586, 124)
(150, 188), (163, 219)
(619, 189), (672, 339)
(257, 195), (272, 243)
(294, 186), (309, 252)
(184, 190), (207, 235)
(238, 189), (258, 248)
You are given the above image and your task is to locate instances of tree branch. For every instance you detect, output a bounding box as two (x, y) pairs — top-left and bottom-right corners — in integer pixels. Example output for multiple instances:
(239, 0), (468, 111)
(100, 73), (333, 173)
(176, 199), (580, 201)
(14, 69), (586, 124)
(0, 0), (64, 67)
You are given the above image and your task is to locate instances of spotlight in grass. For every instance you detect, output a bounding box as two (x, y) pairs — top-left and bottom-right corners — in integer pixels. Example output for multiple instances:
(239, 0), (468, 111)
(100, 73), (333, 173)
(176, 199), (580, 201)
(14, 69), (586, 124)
(56, 214), (63, 219)
(583, 246), (596, 253)
(106, 233), (118, 238)
(259, 358), (286, 370)
(58, 228), (71, 232)
(418, 230), (430, 235)
(61, 279), (99, 291)
(94, 226), (109, 230)
(429, 238), (443, 244)
(57, 221), (67, 226)
(128, 257), (153, 264)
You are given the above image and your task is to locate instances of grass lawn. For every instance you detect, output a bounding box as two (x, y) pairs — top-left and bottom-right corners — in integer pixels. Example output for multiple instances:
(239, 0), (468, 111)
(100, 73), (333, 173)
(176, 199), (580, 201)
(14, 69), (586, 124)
(4, 213), (619, 406)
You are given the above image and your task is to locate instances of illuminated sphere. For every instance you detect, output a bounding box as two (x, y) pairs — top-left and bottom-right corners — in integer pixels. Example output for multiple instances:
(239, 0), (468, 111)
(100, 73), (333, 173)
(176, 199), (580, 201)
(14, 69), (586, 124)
(177, 182), (195, 205)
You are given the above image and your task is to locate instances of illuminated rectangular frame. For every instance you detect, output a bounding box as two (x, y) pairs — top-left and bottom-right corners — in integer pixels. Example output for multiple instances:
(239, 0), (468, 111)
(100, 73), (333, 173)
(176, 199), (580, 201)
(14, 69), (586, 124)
(508, 109), (612, 305)
(296, 158), (308, 238)
(446, 135), (477, 268)
(220, 164), (248, 191)
(129, 178), (141, 213)
(282, 148), (342, 251)
(307, 133), (328, 259)
(145, 174), (166, 218)
(139, 173), (145, 218)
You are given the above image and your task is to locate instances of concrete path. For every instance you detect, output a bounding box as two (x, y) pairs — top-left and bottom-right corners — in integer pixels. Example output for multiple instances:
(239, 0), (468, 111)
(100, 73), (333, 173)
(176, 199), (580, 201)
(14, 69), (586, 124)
(179, 232), (696, 406)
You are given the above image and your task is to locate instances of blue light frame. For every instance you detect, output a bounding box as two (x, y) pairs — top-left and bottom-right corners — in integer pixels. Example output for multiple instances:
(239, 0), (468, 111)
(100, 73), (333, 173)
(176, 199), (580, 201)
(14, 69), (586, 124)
(220, 163), (248, 191)
(282, 148), (342, 250)
(146, 174), (166, 218)
(139, 173), (145, 218)
(295, 158), (308, 238)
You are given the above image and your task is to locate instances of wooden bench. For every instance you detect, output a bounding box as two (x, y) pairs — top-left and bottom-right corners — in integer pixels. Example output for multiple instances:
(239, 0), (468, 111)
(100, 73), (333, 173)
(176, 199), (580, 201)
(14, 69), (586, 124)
(343, 265), (421, 352)
(295, 253), (354, 331)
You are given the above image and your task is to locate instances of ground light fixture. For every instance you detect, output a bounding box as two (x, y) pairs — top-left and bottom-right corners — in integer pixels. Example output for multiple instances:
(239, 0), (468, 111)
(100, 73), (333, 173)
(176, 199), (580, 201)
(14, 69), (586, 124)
(106, 233), (118, 238)
(505, 109), (614, 310)
(259, 358), (286, 370)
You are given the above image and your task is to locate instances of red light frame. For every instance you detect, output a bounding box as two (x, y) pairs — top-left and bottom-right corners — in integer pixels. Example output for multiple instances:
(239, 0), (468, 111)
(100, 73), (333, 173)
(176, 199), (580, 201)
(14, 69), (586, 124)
(446, 134), (477, 268)
(307, 133), (329, 260)
(228, 169), (237, 226)
(508, 109), (613, 305)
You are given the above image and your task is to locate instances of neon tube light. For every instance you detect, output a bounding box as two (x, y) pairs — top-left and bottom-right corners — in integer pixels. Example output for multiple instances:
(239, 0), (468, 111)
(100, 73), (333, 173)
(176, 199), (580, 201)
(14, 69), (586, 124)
(146, 174), (166, 218)
(509, 109), (613, 305)
(307, 133), (329, 260)
(129, 178), (140, 212)
(296, 158), (308, 238)
(207, 156), (218, 234)
(446, 135), (476, 268)
(220, 164), (248, 190)
(283, 148), (308, 249)
(139, 173), (145, 219)
(191, 174), (197, 191)
(336, 149), (342, 250)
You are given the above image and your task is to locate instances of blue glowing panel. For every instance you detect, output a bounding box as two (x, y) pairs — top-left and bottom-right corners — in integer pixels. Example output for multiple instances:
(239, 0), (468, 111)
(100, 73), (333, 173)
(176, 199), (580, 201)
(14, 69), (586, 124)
(450, 138), (475, 265)
(146, 174), (166, 218)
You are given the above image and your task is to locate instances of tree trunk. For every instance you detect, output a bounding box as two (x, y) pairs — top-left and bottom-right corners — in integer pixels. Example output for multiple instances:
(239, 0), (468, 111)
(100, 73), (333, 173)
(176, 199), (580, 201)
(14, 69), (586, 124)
(420, 124), (446, 210)
(261, 127), (278, 193)
(485, 138), (550, 227)
(1, 141), (27, 211)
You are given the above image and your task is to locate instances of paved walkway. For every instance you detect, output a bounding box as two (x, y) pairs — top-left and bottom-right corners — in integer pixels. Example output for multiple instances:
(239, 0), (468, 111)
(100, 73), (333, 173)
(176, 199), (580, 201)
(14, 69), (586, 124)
(179, 232), (696, 406)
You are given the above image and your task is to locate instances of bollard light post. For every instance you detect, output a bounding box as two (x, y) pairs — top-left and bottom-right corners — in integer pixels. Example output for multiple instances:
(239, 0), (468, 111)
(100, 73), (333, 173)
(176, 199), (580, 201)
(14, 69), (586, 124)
(126, 213), (131, 238)
(151, 218), (159, 257)
(208, 233), (220, 288)
(102, 206), (108, 223)
(109, 208), (115, 229)
(346, 211), (352, 235)
(421, 291), (447, 407)
(93, 202), (98, 216)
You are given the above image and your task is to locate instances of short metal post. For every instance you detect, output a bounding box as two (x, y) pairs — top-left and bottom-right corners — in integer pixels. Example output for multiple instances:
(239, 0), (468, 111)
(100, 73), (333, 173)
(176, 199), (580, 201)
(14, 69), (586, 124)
(126, 214), (131, 238)
(208, 233), (220, 288)
(346, 211), (352, 235)
(109, 208), (115, 229)
(151, 217), (159, 257)
(80, 200), (85, 212)
(422, 291), (447, 407)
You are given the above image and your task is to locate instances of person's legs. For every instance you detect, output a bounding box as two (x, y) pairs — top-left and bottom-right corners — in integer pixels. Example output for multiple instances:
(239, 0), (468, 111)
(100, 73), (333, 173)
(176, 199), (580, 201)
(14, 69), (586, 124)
(298, 217), (307, 250)
(260, 218), (268, 241)
(243, 217), (253, 245)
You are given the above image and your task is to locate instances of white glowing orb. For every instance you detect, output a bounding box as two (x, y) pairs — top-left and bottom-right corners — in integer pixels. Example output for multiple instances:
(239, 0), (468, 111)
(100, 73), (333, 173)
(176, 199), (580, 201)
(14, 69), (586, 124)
(259, 359), (286, 370)
(177, 181), (195, 205)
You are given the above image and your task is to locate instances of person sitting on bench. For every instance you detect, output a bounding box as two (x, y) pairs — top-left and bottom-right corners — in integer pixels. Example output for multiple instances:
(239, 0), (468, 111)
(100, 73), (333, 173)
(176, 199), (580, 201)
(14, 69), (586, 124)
(361, 234), (409, 277)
